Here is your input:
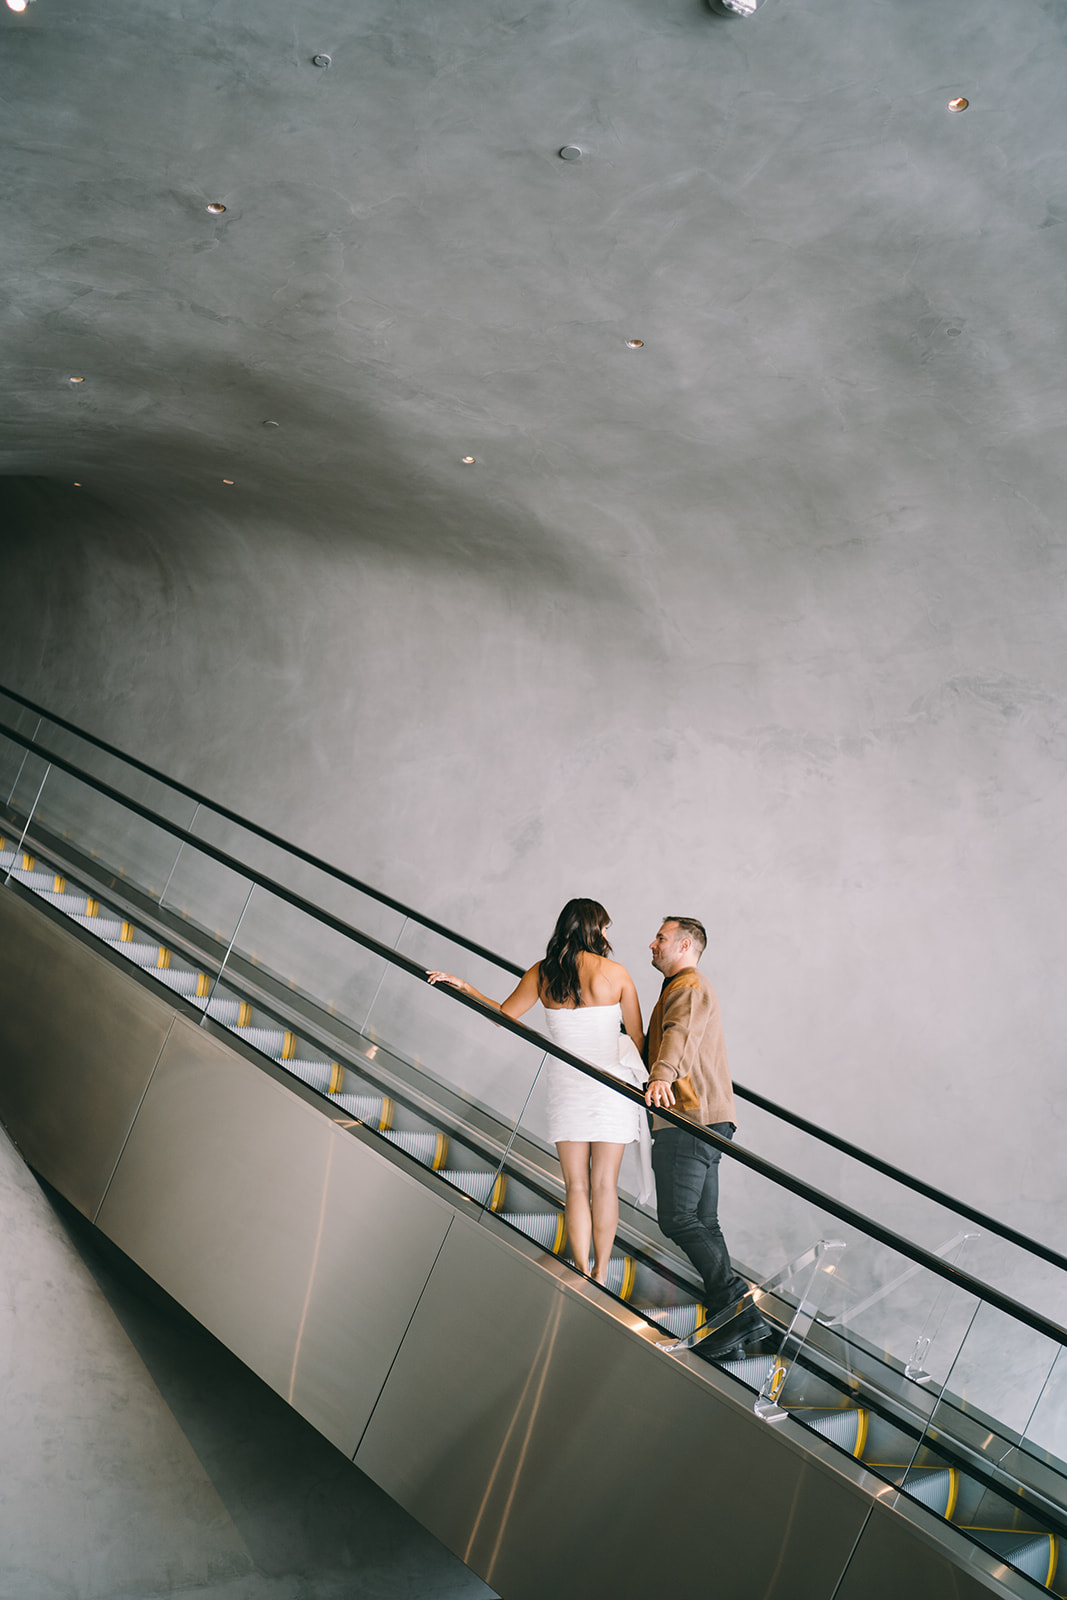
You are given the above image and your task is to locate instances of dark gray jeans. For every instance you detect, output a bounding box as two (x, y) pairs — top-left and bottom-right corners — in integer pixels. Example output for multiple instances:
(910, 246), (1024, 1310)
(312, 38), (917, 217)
(651, 1123), (750, 1316)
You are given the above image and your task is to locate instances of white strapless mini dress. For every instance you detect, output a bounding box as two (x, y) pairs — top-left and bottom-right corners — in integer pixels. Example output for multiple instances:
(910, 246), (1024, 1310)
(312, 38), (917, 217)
(542, 1001), (649, 1146)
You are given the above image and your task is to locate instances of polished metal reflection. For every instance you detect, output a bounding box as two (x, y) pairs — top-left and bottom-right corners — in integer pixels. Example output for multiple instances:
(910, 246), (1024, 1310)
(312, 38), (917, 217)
(0, 885), (175, 1218)
(835, 1497), (1040, 1600)
(95, 1012), (456, 1454)
(356, 1212), (870, 1599)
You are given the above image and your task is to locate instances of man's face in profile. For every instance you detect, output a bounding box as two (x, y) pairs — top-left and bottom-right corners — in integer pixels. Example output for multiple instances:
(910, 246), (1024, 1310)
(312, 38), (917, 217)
(650, 921), (685, 975)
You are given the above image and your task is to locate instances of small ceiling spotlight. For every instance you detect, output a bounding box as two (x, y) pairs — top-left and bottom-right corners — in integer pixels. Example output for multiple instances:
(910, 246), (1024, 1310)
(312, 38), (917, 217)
(312, 53), (332, 68)
(625, 338), (644, 349)
(6, 0), (33, 13)
(73, 482), (82, 487)
(206, 201), (227, 214)
(559, 146), (583, 162)
(69, 375), (85, 384)
(948, 96), (969, 112)
(262, 419), (280, 427)
(717, 0), (758, 13)
(460, 456), (476, 465)
(222, 478), (234, 485)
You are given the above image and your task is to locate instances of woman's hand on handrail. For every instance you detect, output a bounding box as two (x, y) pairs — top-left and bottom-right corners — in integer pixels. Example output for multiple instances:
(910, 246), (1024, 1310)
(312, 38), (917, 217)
(427, 971), (502, 1011)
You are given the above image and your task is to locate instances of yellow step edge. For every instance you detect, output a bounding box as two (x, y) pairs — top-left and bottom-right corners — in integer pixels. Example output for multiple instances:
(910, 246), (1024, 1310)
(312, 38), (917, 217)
(196, 973), (211, 997)
(854, 1408), (869, 1460)
(328, 1062), (345, 1095)
(120, 921), (134, 942)
(552, 1212), (567, 1255)
(157, 947), (171, 970)
(85, 897), (98, 917)
(281, 1031), (297, 1060)
(22, 853), (34, 872)
(945, 1465), (959, 1523)
(620, 1256), (636, 1302)
(432, 1132), (449, 1171)
(237, 1000), (253, 1027)
(378, 1096), (395, 1132)
(53, 875), (66, 893)
(490, 1172), (507, 1212)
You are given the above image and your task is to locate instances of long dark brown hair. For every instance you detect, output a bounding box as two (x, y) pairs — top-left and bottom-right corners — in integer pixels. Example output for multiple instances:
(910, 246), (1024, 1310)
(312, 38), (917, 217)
(540, 899), (612, 1007)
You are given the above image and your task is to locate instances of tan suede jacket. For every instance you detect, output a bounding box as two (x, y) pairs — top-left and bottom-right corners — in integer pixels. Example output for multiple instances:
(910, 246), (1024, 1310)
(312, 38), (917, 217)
(646, 966), (737, 1129)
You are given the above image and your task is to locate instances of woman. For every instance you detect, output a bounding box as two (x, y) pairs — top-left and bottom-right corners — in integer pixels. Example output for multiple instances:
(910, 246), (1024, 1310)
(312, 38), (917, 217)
(428, 898), (651, 1286)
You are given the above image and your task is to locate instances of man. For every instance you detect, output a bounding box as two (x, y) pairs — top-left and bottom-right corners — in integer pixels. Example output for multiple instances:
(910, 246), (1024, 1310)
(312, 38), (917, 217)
(644, 916), (768, 1356)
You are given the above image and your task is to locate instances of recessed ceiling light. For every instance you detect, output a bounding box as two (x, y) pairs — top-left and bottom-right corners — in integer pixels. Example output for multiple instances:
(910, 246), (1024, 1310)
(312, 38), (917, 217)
(948, 97), (969, 112)
(460, 456), (476, 465)
(222, 478), (234, 485)
(206, 201), (227, 215)
(559, 146), (582, 162)
(312, 53), (332, 68)
(73, 482), (82, 487)
(6, 0), (31, 13)
(69, 375), (85, 384)
(263, 419), (280, 427)
(625, 339), (644, 349)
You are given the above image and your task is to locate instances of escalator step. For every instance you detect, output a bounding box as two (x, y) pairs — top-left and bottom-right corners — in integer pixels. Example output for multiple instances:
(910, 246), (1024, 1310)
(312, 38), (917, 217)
(639, 1303), (705, 1339)
(230, 1025), (288, 1057)
(282, 1058), (343, 1095)
(381, 1129), (449, 1170)
(718, 1352), (777, 1386)
(900, 1467), (958, 1519)
(797, 1408), (868, 1458)
(960, 1530), (1057, 1587)
(602, 1254), (636, 1300)
(154, 967), (208, 998)
(502, 1211), (566, 1254)
(331, 1090), (394, 1129)
(103, 936), (160, 961)
(439, 1169), (507, 1209)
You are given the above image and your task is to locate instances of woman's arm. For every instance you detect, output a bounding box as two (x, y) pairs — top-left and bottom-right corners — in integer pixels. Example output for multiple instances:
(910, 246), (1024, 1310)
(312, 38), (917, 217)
(619, 969), (645, 1055)
(427, 963), (541, 1021)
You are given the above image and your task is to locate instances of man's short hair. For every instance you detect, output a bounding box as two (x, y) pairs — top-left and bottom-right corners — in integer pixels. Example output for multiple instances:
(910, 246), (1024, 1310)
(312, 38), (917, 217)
(663, 916), (707, 957)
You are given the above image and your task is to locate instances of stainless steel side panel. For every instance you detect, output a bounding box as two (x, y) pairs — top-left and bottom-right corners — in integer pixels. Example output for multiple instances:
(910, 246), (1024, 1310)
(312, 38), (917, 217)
(835, 1499), (1040, 1600)
(95, 1012), (456, 1456)
(355, 1211), (871, 1600)
(0, 885), (174, 1218)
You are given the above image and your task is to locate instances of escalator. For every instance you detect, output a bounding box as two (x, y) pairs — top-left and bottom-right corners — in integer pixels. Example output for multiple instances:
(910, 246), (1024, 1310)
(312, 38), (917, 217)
(1, 685), (1066, 1600)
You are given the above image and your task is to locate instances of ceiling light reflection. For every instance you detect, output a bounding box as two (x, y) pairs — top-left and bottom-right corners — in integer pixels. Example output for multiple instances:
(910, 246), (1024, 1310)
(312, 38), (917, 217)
(206, 201), (227, 215)
(625, 339), (644, 349)
(948, 97), (969, 112)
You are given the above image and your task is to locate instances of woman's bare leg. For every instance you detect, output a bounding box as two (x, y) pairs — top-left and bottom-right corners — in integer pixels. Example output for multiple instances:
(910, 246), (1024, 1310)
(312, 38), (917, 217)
(557, 1141), (593, 1274)
(589, 1142), (626, 1284)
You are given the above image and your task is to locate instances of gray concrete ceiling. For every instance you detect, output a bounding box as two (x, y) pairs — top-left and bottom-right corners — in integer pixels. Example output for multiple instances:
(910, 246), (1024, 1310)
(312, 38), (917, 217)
(3, 0), (1066, 596)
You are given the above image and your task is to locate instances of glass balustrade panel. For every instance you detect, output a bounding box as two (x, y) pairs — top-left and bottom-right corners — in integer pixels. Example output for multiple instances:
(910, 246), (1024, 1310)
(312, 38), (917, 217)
(907, 1303), (1067, 1591)
(15, 761), (198, 911)
(185, 807), (409, 952)
(2, 765), (240, 1005)
(360, 922), (555, 1131)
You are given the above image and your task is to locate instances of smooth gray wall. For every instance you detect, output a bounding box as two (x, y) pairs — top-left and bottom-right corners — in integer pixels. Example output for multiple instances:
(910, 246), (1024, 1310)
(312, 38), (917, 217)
(3, 469), (1065, 1266)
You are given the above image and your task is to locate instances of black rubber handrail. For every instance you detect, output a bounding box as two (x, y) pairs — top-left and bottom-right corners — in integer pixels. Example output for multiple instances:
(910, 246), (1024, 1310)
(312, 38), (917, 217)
(3, 720), (1067, 1351)
(0, 683), (524, 979)
(4, 696), (1067, 1281)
